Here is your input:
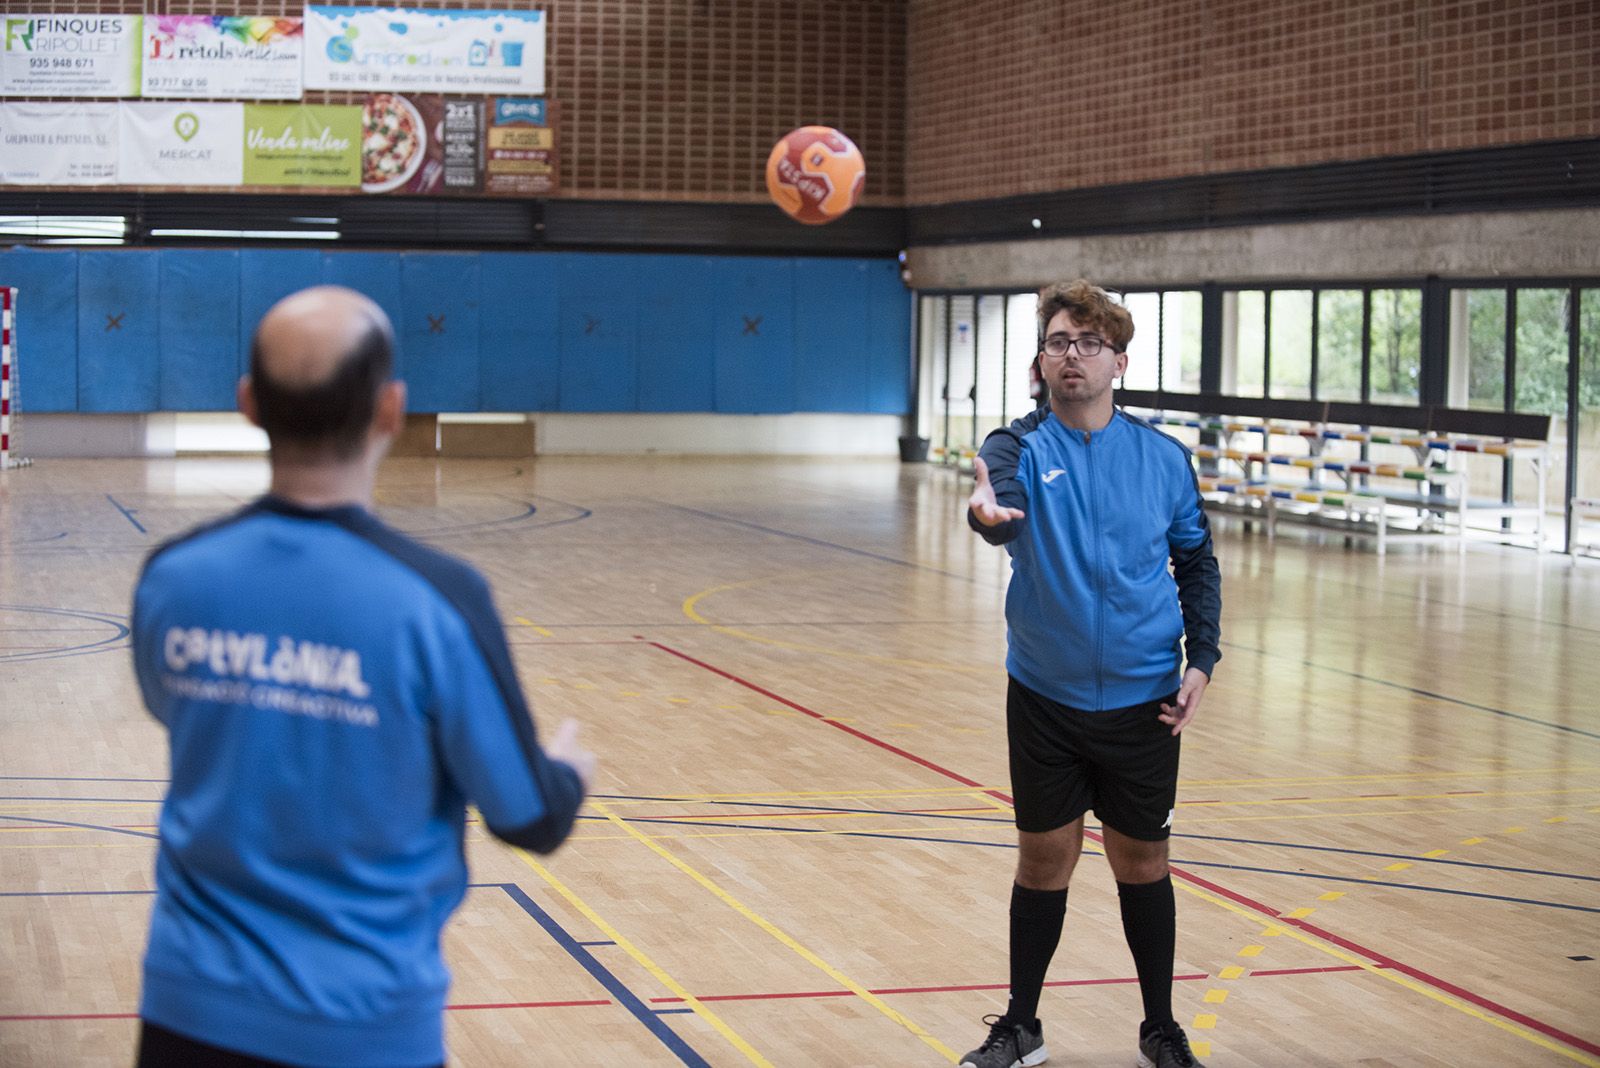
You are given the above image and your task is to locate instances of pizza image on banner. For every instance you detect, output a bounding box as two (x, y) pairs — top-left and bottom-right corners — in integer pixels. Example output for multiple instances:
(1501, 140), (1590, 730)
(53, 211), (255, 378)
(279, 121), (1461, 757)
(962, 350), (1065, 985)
(243, 103), (360, 187)
(360, 93), (486, 195)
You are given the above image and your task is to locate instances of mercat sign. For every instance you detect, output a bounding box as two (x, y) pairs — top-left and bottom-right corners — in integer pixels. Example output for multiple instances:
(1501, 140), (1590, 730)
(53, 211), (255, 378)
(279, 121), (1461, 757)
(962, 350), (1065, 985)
(242, 104), (359, 186)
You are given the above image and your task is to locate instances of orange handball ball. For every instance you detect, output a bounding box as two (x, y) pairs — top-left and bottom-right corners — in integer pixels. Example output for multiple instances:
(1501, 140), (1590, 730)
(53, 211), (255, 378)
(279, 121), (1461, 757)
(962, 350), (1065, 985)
(765, 126), (866, 225)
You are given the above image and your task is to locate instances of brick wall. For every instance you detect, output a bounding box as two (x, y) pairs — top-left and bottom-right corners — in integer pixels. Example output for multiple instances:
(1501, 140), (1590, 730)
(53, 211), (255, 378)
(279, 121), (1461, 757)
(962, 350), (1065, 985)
(6, 0), (907, 203)
(906, 0), (1599, 205)
(8, 0), (1594, 207)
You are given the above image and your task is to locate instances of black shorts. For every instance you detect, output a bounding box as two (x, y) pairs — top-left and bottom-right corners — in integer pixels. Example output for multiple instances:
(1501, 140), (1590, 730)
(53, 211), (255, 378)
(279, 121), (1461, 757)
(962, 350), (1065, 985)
(1006, 675), (1181, 840)
(136, 1020), (443, 1068)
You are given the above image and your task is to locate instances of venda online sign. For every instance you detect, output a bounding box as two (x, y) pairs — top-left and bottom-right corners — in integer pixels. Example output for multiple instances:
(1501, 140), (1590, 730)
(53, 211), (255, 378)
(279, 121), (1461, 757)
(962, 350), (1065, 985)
(242, 104), (359, 186)
(304, 7), (543, 95)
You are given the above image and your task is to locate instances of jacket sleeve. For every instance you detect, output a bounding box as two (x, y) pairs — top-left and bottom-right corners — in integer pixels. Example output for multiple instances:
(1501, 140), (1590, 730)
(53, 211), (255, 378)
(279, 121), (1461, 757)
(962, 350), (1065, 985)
(431, 575), (586, 854)
(966, 426), (1030, 545)
(1168, 466), (1222, 678)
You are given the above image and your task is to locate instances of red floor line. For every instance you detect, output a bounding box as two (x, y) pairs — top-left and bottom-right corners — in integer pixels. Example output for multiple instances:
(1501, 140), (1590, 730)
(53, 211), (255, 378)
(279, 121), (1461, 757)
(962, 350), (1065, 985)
(0, 968), (1385, 1024)
(0, 1000), (617, 1023)
(1250, 965), (1370, 977)
(647, 642), (988, 788)
(0, 1013), (138, 1021)
(448, 999), (612, 1011)
(644, 639), (1600, 1060)
(1271, 796), (1311, 801)
(505, 640), (646, 647)
(1284, 916), (1600, 1057)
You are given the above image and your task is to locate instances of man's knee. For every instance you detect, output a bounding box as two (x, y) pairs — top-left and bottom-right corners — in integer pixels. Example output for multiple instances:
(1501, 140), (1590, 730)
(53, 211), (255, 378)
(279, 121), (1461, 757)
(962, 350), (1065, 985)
(1015, 825), (1082, 888)
(1104, 831), (1168, 883)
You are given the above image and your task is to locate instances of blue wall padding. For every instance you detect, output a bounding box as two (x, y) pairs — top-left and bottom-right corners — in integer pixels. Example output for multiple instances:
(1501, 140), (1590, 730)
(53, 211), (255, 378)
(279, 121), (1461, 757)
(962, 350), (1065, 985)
(0, 247), (79, 412)
(713, 258), (796, 413)
(635, 255), (716, 412)
(238, 250), (324, 380)
(321, 251), (405, 375)
(558, 253), (638, 412)
(794, 259), (871, 412)
(478, 252), (559, 411)
(78, 251), (160, 412)
(864, 262), (911, 414)
(159, 250), (240, 411)
(401, 254), (481, 412)
(10, 249), (910, 415)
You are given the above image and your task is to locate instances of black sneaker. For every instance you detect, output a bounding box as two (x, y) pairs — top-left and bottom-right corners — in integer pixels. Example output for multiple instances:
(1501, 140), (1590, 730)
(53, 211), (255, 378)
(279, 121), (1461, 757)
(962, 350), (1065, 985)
(959, 1013), (1048, 1068)
(1137, 1020), (1206, 1068)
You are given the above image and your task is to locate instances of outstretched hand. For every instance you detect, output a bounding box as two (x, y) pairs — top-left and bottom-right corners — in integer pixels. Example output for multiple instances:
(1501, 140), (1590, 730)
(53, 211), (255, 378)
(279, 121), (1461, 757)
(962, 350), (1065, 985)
(1158, 668), (1209, 735)
(969, 457), (1026, 527)
(546, 717), (597, 790)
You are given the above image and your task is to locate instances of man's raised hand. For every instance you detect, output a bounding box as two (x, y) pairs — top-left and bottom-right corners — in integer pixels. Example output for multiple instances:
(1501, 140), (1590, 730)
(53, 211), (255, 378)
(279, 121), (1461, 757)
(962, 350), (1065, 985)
(969, 456), (1026, 527)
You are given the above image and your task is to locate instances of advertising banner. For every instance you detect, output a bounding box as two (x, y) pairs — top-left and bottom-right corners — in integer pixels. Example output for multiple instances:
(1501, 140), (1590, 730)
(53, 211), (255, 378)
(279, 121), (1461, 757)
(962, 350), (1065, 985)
(243, 104), (360, 187)
(120, 102), (244, 186)
(305, 7), (544, 95)
(1, 14), (142, 98)
(359, 94), (481, 195)
(0, 103), (120, 185)
(142, 16), (304, 100)
(485, 97), (556, 196)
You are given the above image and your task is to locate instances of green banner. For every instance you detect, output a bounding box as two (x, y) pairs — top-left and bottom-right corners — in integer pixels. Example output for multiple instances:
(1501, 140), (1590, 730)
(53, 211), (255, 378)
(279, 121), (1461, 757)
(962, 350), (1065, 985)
(243, 103), (358, 187)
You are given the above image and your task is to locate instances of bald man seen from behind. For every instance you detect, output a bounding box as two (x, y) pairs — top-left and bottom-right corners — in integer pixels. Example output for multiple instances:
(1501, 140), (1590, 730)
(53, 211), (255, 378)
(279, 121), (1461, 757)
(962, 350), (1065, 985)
(130, 286), (595, 1068)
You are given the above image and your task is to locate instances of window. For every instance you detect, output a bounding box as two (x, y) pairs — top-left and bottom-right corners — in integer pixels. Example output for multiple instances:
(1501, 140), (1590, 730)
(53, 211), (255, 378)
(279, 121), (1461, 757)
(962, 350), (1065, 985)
(1161, 290), (1202, 392)
(973, 294), (1008, 432)
(1316, 290), (1363, 401)
(1270, 290), (1313, 399)
(1515, 288), (1569, 415)
(1233, 291), (1266, 397)
(1463, 289), (1507, 411)
(1004, 293), (1041, 419)
(1369, 288), (1421, 404)
(1580, 290), (1600, 509)
(1121, 291), (1161, 391)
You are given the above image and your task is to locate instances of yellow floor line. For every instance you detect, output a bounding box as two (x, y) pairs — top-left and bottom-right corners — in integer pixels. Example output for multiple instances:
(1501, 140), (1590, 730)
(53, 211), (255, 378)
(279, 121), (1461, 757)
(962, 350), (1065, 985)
(589, 799), (960, 1063)
(512, 616), (554, 636)
(1175, 879), (1600, 1067)
(512, 849), (774, 1068)
(1175, 800), (1594, 826)
(1179, 786), (1600, 809)
(1180, 765), (1598, 788)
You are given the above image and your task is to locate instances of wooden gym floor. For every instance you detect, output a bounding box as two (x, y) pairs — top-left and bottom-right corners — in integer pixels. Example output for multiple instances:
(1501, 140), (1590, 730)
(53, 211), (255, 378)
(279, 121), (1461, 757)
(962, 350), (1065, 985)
(1, 456), (1597, 1067)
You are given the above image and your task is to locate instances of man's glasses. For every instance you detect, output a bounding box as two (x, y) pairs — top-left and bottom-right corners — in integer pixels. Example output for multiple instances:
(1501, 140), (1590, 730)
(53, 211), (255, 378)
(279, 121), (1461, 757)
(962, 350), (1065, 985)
(1042, 333), (1112, 358)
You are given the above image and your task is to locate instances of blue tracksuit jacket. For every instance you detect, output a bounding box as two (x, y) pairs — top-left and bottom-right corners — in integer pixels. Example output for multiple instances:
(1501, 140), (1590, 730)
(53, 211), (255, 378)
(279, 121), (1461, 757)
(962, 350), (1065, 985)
(969, 407), (1222, 710)
(130, 496), (584, 1067)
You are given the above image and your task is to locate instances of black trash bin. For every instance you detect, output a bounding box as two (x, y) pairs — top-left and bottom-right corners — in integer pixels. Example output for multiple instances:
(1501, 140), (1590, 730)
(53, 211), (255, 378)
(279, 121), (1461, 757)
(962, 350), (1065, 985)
(897, 435), (931, 463)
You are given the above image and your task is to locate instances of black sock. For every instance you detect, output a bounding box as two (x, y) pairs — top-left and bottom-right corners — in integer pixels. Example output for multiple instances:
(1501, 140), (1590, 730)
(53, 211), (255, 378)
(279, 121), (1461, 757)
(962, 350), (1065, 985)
(1118, 875), (1176, 1029)
(1003, 882), (1067, 1028)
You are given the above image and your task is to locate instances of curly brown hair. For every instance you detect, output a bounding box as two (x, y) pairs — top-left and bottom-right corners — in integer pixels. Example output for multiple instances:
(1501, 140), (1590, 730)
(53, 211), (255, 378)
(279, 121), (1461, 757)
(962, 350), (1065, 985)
(1037, 279), (1134, 351)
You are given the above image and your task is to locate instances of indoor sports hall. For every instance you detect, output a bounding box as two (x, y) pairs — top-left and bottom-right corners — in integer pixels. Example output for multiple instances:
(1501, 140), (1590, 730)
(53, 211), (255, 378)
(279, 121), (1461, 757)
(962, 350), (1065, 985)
(2, 3), (1597, 1067)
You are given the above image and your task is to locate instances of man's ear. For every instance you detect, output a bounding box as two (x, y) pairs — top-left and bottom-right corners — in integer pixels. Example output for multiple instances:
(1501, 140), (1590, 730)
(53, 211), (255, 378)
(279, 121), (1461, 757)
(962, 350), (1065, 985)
(374, 380), (406, 438)
(237, 376), (261, 427)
